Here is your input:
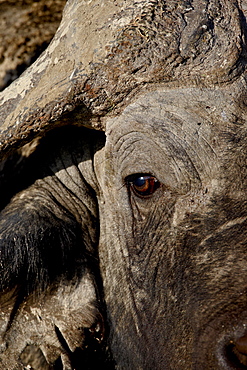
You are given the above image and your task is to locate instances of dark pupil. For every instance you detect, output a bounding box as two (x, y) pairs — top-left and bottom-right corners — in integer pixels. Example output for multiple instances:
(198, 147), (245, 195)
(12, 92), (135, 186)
(134, 177), (146, 188)
(132, 175), (159, 196)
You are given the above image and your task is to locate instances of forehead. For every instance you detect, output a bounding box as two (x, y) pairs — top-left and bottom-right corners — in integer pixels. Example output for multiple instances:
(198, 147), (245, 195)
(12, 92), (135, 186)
(104, 88), (247, 192)
(106, 88), (244, 142)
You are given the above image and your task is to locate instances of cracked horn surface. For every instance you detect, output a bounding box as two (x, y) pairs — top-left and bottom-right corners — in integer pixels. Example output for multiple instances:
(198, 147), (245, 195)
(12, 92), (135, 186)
(0, 0), (246, 156)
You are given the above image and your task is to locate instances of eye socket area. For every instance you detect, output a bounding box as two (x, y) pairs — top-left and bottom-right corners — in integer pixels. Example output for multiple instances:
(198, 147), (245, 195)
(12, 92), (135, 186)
(126, 173), (160, 197)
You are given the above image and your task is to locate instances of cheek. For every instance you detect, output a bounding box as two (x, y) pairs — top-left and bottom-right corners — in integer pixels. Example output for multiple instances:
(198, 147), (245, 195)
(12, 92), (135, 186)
(128, 194), (176, 248)
(103, 179), (177, 262)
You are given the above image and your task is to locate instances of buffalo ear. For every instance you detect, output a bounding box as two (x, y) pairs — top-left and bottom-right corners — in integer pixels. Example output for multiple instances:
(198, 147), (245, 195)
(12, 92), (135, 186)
(0, 126), (109, 368)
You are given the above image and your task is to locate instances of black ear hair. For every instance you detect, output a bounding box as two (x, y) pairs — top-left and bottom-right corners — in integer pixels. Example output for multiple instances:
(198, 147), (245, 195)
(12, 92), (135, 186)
(0, 185), (87, 297)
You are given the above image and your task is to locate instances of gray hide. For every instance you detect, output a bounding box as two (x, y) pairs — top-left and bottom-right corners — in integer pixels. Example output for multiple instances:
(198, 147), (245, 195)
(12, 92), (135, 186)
(1, 0), (247, 369)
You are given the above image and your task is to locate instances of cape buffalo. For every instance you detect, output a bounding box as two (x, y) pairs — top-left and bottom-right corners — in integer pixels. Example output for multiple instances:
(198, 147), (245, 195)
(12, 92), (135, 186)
(0, 0), (247, 369)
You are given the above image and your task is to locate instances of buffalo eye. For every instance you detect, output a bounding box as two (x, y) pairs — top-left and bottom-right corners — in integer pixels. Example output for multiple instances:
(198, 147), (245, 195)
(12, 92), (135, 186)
(126, 174), (160, 197)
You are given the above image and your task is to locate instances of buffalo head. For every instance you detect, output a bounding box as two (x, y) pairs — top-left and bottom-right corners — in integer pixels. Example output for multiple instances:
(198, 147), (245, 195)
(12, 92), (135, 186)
(0, 0), (247, 369)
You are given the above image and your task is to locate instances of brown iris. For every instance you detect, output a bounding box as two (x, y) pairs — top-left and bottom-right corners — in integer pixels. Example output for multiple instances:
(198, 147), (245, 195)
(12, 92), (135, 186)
(127, 174), (160, 197)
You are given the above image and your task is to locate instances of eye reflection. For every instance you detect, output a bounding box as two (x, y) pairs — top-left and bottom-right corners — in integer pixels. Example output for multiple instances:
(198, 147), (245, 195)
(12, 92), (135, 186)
(126, 174), (160, 197)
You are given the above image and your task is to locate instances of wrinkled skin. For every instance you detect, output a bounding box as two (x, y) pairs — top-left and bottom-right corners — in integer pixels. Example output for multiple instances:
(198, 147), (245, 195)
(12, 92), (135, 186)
(1, 86), (247, 369)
